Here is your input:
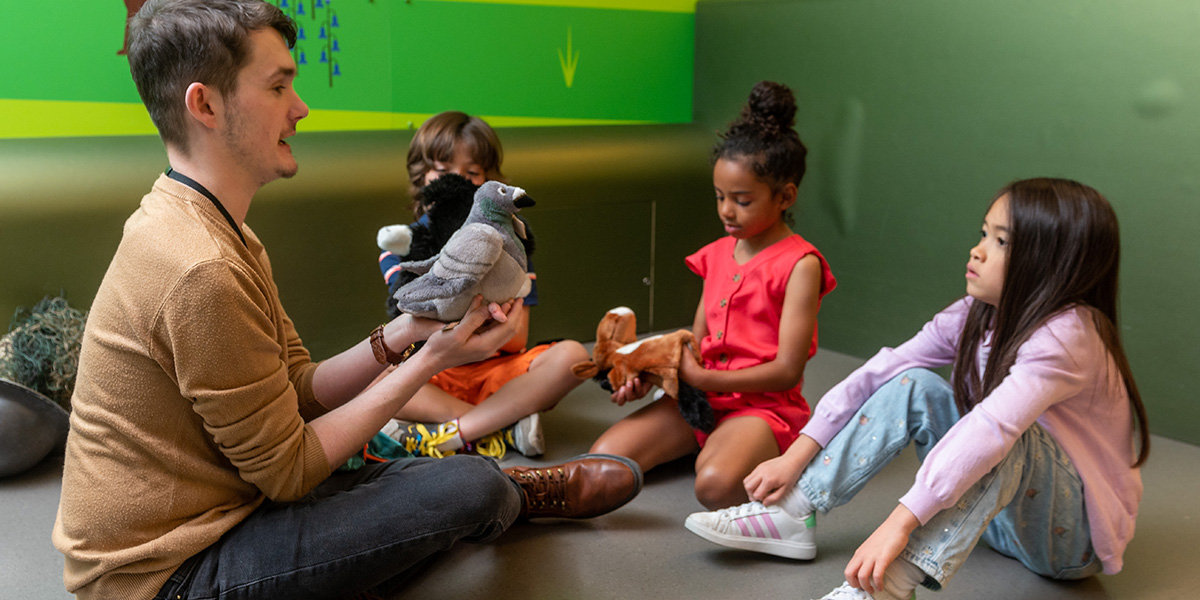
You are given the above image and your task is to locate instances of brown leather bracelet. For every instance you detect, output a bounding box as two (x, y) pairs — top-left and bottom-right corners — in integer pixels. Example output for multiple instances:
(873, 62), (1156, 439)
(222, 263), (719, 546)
(370, 324), (416, 365)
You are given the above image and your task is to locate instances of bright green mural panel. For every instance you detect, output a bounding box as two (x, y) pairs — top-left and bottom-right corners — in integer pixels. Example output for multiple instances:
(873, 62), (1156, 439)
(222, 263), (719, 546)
(389, 2), (693, 122)
(0, 1), (397, 108)
(0, 0), (693, 138)
(0, 3), (137, 103)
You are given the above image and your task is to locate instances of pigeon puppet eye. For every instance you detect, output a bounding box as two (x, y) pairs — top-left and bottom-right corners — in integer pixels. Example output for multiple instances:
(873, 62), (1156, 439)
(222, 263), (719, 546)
(497, 186), (508, 194)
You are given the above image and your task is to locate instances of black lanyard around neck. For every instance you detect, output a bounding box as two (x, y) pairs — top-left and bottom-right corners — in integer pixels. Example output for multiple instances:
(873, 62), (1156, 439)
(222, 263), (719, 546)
(166, 168), (248, 248)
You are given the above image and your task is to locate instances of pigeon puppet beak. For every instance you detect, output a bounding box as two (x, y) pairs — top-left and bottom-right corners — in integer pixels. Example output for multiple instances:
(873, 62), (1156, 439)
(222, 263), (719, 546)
(513, 191), (535, 209)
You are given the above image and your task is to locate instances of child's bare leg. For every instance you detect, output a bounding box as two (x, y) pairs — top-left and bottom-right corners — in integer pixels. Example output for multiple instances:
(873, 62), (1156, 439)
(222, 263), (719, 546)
(371, 366), (472, 423)
(393, 383), (473, 423)
(589, 394), (699, 472)
(693, 416), (779, 509)
(455, 341), (589, 441)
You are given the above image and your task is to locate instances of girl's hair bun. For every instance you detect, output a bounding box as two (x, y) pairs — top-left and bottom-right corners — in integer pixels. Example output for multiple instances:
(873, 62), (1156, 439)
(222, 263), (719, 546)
(713, 80), (807, 189)
(740, 81), (797, 139)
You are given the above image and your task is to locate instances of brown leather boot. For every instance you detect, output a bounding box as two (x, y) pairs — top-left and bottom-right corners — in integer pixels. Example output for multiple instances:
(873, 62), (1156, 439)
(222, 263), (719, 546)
(504, 453), (643, 519)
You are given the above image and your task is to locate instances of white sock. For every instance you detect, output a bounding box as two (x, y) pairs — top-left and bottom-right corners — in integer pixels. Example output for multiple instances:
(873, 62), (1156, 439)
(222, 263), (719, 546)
(780, 488), (815, 517)
(437, 418), (465, 452)
(880, 558), (925, 600)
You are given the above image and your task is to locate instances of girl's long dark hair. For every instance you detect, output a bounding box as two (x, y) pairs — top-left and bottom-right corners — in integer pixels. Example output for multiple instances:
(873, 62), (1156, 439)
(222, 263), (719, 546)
(952, 178), (1150, 467)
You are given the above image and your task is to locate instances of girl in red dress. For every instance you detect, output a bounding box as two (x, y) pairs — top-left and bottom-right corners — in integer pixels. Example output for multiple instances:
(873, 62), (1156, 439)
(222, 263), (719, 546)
(591, 81), (837, 509)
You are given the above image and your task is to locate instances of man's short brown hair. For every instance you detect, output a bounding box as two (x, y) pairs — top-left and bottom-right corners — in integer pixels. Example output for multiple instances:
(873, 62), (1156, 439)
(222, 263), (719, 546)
(127, 0), (296, 152)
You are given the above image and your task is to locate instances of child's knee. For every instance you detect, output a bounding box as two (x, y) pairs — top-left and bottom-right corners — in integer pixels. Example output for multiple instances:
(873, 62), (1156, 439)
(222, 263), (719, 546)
(589, 436), (618, 456)
(894, 368), (952, 397)
(694, 465), (747, 509)
(530, 340), (590, 382)
(897, 367), (937, 384)
(544, 339), (589, 365)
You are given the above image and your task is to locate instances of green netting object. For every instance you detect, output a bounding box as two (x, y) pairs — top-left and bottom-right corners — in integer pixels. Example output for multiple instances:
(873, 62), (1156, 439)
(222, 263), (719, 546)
(0, 296), (87, 412)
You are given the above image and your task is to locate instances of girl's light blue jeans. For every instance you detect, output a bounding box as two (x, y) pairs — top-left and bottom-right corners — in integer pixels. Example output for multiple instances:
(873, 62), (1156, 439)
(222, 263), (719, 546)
(796, 369), (1102, 590)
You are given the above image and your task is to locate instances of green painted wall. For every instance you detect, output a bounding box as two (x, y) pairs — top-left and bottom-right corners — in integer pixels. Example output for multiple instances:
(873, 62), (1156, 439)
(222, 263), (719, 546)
(694, 0), (1200, 444)
(1, 0), (694, 137)
(0, 127), (715, 361)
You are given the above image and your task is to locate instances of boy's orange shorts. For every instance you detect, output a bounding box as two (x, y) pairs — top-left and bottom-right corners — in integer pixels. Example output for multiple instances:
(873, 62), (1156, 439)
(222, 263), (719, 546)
(427, 343), (555, 405)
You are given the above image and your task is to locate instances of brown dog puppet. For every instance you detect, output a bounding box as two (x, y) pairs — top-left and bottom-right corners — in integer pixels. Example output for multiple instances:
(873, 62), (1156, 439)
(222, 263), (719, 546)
(572, 307), (714, 432)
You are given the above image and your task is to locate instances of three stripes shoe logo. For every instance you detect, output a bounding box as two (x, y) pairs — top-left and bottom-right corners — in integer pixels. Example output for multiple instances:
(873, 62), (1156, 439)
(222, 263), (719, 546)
(734, 510), (784, 539)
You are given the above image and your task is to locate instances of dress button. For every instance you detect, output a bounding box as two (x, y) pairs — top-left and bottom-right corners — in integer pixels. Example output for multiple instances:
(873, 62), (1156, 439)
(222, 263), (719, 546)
(716, 330), (723, 339)
(733, 273), (741, 282)
(719, 353), (729, 363)
(719, 298), (727, 308)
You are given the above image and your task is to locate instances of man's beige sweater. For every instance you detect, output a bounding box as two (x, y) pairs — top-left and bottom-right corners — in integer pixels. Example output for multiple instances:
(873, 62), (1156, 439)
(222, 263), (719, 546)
(52, 175), (332, 599)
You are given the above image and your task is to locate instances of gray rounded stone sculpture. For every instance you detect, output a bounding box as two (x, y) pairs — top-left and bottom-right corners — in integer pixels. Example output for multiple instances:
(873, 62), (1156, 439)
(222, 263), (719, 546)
(0, 378), (70, 477)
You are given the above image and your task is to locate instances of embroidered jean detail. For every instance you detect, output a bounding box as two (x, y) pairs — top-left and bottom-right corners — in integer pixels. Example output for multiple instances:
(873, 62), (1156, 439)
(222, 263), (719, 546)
(798, 369), (956, 516)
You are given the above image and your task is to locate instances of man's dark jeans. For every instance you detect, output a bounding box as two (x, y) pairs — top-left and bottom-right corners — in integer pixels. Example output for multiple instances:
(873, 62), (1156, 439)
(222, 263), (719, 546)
(154, 455), (520, 599)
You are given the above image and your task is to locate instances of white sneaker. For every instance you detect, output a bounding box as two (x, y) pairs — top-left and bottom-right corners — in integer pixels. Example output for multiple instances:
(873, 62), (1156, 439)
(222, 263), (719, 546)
(507, 412), (544, 457)
(814, 582), (914, 600)
(684, 501), (816, 560)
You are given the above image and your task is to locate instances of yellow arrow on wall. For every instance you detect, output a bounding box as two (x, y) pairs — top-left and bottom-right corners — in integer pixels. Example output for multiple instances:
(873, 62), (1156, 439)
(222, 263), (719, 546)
(558, 27), (580, 87)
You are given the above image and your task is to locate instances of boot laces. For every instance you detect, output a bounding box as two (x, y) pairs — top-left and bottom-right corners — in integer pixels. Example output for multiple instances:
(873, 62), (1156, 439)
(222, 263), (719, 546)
(516, 466), (568, 511)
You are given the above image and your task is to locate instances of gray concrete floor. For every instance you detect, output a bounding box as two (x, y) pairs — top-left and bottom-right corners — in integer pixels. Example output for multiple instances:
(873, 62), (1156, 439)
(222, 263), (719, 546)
(4, 348), (1196, 599)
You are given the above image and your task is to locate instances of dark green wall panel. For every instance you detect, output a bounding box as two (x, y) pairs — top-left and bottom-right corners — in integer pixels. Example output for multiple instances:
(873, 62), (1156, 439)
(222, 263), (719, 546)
(695, 0), (1200, 443)
(0, 126), (713, 361)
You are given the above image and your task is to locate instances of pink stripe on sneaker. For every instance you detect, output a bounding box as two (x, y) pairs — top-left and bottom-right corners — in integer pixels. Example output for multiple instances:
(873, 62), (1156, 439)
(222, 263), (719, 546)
(748, 516), (766, 538)
(736, 519), (751, 536)
(763, 514), (781, 539)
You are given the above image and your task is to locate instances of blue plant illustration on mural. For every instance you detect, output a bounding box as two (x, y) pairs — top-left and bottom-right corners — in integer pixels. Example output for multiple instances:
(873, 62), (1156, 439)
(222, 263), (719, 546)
(273, 0), (341, 87)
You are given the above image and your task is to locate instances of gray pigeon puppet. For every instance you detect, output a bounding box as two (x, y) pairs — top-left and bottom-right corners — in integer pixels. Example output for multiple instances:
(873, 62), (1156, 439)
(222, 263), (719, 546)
(392, 181), (535, 321)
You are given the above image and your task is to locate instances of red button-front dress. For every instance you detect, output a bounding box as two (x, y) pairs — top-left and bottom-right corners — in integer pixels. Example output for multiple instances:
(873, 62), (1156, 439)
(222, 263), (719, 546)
(684, 233), (836, 451)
